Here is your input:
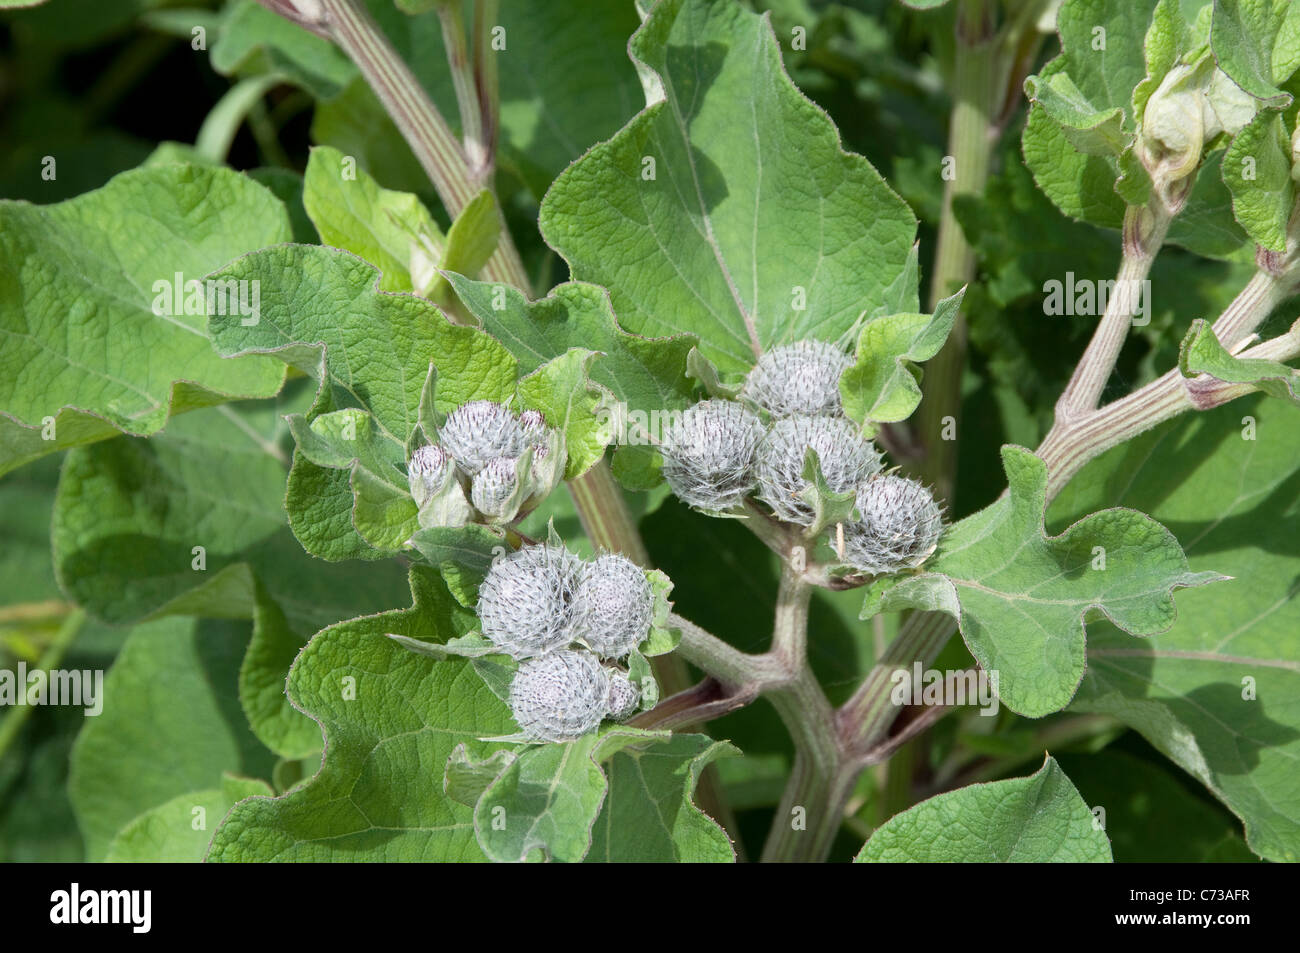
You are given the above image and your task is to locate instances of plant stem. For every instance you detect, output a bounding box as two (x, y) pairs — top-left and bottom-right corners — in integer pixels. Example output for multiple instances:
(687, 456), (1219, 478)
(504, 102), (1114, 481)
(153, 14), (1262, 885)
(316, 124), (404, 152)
(1036, 267), (1289, 499)
(567, 460), (650, 566)
(294, 0), (529, 291)
(1054, 205), (1171, 422)
(436, 1), (481, 171)
(758, 567), (845, 862)
(836, 609), (956, 755)
(471, 0), (501, 186)
(911, 0), (999, 503)
(0, 609), (86, 764)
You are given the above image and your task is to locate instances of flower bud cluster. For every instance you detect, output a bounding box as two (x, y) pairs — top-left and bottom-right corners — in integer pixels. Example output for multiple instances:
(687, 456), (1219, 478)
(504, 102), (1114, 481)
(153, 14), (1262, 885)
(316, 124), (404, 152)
(407, 400), (562, 527)
(480, 544), (657, 742)
(659, 339), (945, 575)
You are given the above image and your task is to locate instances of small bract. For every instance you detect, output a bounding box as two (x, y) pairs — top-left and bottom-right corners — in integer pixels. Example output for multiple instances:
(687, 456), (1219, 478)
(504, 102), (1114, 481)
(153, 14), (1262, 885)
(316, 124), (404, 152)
(756, 414), (883, 525)
(518, 408), (549, 445)
(743, 340), (851, 417)
(470, 456), (520, 519)
(660, 399), (765, 511)
(571, 553), (653, 658)
(476, 544), (581, 659)
(840, 474), (945, 574)
(407, 443), (451, 509)
(604, 669), (641, 721)
(509, 649), (610, 742)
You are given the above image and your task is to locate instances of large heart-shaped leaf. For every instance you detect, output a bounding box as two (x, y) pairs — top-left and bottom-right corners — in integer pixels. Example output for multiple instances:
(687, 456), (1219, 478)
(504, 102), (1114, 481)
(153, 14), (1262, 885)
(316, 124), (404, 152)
(540, 0), (917, 374)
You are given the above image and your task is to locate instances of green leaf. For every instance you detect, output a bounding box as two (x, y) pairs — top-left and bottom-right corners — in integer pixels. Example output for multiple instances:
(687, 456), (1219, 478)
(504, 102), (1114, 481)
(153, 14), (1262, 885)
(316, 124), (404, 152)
(864, 446), (1223, 717)
(0, 164), (290, 476)
(839, 287), (965, 426)
(1210, 0), (1300, 109)
(462, 726), (735, 863)
(211, 0), (355, 99)
(207, 569), (518, 861)
(514, 349), (607, 480)
(435, 190), (499, 293)
(406, 523), (508, 605)
(51, 404), (287, 625)
(69, 617), (275, 861)
(1051, 395), (1300, 861)
(288, 406), (420, 550)
(51, 399), (412, 757)
(1022, 0), (1154, 223)
(1021, 104), (1126, 229)
(104, 775), (274, 863)
(855, 756), (1113, 862)
(586, 732), (738, 862)
(209, 244), (517, 438)
(1179, 318), (1300, 402)
(471, 731), (616, 863)
(539, 0), (917, 374)
(445, 275), (699, 489)
(1025, 71), (1128, 156)
(444, 745), (515, 806)
(1221, 109), (1295, 251)
(302, 144), (444, 292)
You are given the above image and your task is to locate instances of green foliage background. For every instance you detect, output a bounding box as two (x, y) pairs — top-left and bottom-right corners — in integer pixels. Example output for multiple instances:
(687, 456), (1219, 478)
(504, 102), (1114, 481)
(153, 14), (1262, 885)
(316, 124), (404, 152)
(0, 0), (1294, 863)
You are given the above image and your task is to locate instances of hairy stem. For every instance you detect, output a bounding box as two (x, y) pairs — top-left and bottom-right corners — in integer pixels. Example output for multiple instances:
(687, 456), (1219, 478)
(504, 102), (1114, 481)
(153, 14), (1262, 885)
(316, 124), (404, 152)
(759, 568), (843, 862)
(912, 0), (998, 503)
(280, 0), (529, 291)
(567, 461), (651, 567)
(1037, 267), (1290, 498)
(471, 0), (501, 185)
(1054, 204), (1171, 422)
(759, 660), (847, 863)
(837, 610), (957, 756)
(436, 1), (481, 175)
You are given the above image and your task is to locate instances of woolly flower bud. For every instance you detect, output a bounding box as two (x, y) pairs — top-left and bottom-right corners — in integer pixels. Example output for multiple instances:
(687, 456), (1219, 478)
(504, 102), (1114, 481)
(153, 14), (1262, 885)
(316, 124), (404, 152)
(841, 474), (944, 575)
(476, 544), (581, 659)
(570, 553), (653, 658)
(756, 414), (882, 525)
(518, 409), (548, 445)
(660, 399), (764, 511)
(743, 340), (851, 417)
(604, 669), (641, 721)
(407, 443), (451, 509)
(509, 649), (608, 742)
(470, 456), (519, 519)
(439, 400), (527, 474)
